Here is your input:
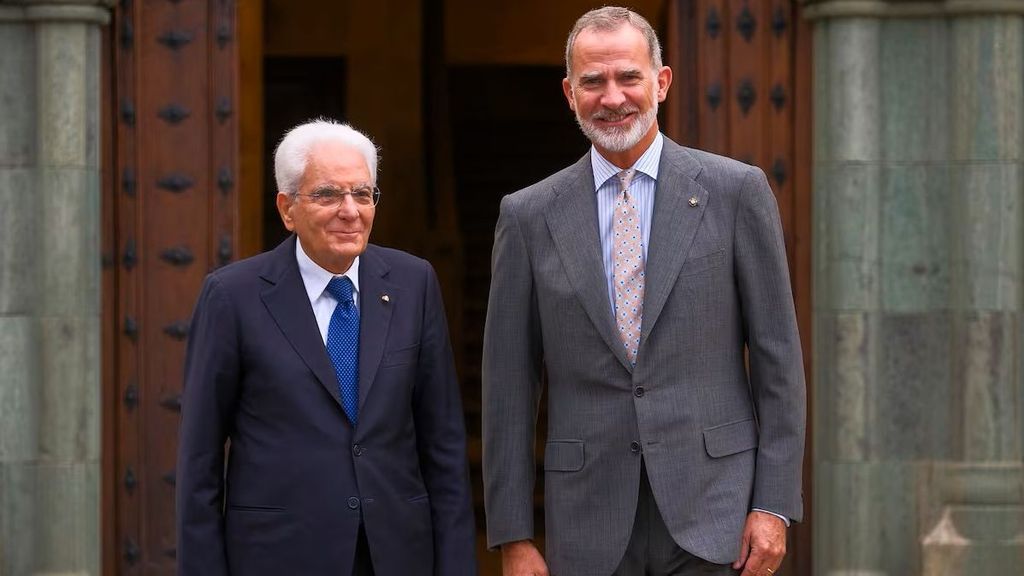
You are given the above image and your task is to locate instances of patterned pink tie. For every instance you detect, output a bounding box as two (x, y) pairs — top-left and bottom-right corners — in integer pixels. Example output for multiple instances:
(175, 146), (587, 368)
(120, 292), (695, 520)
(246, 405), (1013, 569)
(613, 169), (644, 364)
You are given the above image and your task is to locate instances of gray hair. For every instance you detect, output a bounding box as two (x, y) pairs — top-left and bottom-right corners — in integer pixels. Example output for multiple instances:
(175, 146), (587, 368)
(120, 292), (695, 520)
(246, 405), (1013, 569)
(564, 6), (663, 78)
(273, 118), (379, 196)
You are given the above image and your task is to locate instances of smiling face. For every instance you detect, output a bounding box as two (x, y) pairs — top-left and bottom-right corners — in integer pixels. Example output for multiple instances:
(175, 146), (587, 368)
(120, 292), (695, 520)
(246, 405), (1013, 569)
(276, 140), (375, 274)
(563, 24), (672, 167)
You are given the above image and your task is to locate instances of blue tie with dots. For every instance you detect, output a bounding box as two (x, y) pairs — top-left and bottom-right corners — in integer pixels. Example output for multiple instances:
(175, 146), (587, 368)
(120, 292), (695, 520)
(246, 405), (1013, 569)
(325, 276), (359, 425)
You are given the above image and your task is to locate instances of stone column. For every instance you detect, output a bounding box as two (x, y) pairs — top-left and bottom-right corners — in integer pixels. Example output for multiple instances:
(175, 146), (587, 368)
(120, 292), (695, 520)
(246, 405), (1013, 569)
(805, 1), (1024, 575)
(0, 2), (113, 575)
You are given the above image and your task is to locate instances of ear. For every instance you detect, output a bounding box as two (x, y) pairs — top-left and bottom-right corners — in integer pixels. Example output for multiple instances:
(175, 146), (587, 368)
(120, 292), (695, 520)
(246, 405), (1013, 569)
(656, 66), (673, 103)
(562, 77), (576, 112)
(276, 193), (296, 232)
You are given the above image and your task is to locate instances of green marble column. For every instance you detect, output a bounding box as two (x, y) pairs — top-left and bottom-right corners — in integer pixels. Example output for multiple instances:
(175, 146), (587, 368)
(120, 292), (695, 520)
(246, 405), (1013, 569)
(0, 2), (112, 575)
(805, 1), (1024, 575)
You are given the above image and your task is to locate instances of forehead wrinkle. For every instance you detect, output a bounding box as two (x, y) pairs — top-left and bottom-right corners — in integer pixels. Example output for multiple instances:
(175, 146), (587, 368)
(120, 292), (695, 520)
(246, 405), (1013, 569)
(302, 160), (371, 188)
(313, 175), (373, 188)
(311, 181), (370, 190)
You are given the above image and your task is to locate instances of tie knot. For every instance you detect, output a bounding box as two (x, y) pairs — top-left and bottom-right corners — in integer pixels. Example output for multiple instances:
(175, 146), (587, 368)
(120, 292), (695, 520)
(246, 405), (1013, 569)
(326, 276), (354, 304)
(617, 169), (636, 193)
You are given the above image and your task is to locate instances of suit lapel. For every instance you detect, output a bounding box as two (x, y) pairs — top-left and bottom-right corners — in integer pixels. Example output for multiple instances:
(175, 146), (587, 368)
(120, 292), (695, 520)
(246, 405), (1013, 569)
(545, 154), (634, 372)
(355, 246), (395, 412)
(640, 141), (708, 350)
(259, 236), (344, 409)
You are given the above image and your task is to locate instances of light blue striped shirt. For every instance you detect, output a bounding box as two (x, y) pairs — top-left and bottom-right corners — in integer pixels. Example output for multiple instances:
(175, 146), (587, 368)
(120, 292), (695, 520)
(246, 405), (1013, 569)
(592, 132), (664, 316)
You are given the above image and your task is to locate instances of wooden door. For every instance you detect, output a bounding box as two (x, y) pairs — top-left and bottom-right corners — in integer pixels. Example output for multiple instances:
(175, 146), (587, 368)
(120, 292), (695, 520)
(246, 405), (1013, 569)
(665, 1), (814, 574)
(102, 1), (239, 573)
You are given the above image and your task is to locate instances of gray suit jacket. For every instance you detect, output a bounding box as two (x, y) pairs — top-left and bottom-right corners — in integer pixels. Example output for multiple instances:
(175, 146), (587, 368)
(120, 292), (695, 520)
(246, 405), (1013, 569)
(482, 137), (805, 576)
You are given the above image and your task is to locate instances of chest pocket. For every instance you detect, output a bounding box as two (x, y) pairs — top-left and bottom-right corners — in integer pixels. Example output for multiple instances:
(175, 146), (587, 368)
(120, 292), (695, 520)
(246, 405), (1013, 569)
(678, 247), (726, 278)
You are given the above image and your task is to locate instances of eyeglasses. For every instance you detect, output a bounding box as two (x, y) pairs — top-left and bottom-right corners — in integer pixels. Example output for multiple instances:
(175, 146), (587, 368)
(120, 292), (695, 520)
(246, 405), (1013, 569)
(294, 185), (381, 207)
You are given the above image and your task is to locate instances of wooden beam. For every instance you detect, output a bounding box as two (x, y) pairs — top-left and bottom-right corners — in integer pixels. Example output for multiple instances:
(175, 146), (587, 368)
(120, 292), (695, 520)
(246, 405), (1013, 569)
(238, 0), (263, 258)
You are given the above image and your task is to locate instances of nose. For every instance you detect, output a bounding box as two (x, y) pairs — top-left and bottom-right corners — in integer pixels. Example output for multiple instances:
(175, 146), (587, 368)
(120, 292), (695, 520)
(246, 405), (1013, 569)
(334, 195), (360, 219)
(600, 81), (627, 109)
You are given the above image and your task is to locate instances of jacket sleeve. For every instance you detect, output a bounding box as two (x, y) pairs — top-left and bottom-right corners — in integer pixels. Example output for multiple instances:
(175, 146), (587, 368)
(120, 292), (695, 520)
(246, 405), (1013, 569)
(481, 195), (545, 548)
(176, 275), (240, 575)
(412, 261), (479, 575)
(733, 166), (807, 522)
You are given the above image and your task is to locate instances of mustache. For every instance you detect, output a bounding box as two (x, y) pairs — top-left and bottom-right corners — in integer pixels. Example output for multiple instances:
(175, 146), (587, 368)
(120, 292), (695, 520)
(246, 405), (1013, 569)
(591, 105), (640, 121)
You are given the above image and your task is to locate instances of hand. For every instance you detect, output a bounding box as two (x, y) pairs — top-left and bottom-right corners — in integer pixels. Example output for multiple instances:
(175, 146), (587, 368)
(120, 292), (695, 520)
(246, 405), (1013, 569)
(501, 540), (549, 576)
(732, 511), (786, 576)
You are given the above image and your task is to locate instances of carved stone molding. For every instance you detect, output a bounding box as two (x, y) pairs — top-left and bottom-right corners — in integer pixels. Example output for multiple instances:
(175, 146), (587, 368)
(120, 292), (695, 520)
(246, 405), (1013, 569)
(800, 0), (1024, 19)
(0, 0), (115, 24)
(0, 0), (116, 5)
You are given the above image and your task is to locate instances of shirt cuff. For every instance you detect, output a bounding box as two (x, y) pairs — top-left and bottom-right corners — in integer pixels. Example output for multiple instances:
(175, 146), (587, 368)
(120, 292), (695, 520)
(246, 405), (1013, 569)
(752, 508), (790, 527)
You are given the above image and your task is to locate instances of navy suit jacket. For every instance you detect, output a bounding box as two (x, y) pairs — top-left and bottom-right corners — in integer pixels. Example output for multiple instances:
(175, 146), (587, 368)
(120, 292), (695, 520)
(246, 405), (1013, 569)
(176, 236), (477, 576)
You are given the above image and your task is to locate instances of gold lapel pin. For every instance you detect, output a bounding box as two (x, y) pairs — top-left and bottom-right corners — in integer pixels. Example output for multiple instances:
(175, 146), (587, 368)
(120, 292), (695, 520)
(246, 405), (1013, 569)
(688, 196), (699, 207)
(381, 294), (390, 303)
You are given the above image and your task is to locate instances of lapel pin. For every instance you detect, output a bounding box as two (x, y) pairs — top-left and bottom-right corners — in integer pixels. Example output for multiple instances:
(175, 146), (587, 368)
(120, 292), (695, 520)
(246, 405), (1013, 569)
(688, 196), (699, 207)
(381, 294), (390, 304)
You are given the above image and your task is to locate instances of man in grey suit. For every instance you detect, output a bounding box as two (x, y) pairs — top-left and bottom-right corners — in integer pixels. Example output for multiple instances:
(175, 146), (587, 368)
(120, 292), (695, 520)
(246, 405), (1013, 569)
(482, 7), (805, 576)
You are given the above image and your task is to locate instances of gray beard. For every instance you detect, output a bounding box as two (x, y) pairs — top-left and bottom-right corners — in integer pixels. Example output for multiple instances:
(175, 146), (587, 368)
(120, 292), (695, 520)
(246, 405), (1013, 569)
(575, 102), (658, 153)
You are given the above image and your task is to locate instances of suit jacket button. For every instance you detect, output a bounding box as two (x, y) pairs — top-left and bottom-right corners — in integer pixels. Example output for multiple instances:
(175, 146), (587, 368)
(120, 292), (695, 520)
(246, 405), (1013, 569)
(630, 441), (641, 454)
(634, 386), (645, 398)
(353, 444), (363, 456)
(347, 497), (360, 510)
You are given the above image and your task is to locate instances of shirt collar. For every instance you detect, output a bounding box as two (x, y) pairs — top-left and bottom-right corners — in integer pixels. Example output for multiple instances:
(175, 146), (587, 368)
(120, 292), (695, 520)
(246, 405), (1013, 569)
(295, 238), (361, 303)
(590, 132), (664, 191)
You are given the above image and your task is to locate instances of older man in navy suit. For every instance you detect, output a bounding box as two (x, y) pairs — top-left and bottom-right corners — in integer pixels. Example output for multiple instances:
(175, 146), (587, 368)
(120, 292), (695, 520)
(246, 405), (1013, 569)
(176, 119), (477, 576)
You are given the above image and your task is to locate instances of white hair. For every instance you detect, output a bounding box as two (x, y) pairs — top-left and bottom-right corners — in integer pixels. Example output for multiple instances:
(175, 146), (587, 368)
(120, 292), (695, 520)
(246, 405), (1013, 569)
(273, 118), (379, 196)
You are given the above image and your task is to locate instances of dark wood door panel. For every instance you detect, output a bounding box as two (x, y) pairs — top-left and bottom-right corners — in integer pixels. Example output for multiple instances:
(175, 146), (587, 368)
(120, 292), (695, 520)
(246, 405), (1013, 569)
(105, 1), (239, 573)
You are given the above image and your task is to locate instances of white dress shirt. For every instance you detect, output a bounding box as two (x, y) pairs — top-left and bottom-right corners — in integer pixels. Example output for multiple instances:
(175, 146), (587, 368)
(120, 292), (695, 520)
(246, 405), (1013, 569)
(295, 239), (360, 345)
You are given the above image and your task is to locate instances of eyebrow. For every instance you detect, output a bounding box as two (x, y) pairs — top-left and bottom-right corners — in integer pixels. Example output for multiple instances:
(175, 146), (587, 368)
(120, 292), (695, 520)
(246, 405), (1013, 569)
(578, 67), (645, 82)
